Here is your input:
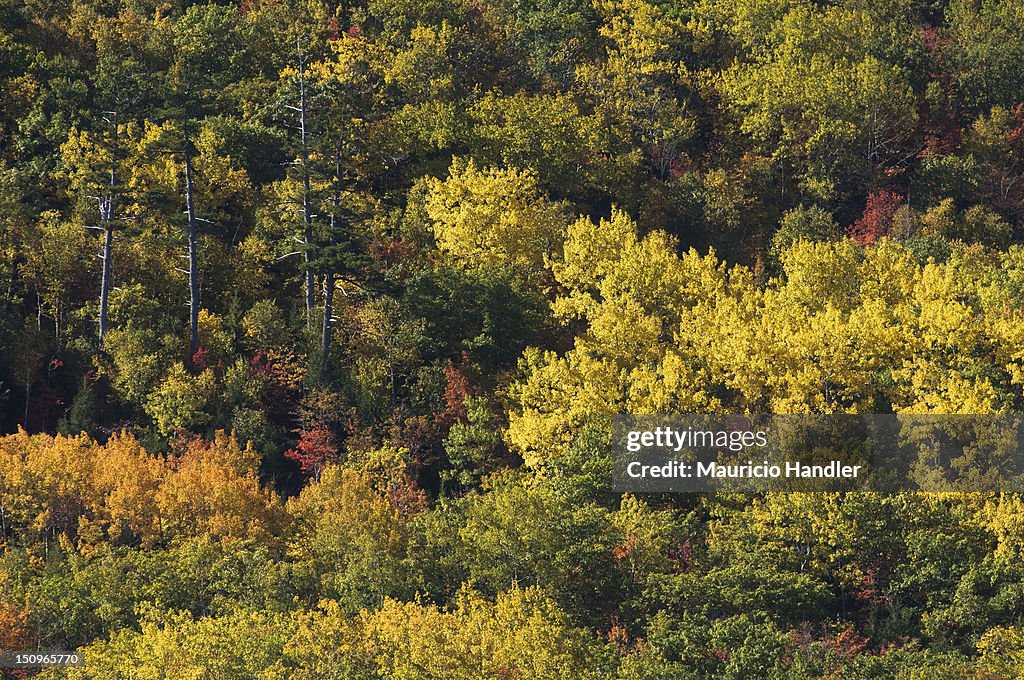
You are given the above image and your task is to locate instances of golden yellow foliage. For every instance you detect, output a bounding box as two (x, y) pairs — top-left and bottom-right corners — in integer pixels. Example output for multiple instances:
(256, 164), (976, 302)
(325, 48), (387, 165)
(425, 157), (569, 274)
(286, 587), (612, 679)
(509, 212), (1024, 466)
(0, 429), (281, 551)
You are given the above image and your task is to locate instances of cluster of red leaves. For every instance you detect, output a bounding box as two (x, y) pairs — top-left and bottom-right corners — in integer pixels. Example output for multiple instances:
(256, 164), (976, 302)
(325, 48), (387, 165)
(326, 17), (341, 40)
(920, 125), (962, 157)
(649, 143), (689, 181)
(917, 26), (963, 158)
(823, 626), (871, 659)
(369, 236), (415, 273)
(1007, 103), (1024, 151)
(236, 0), (262, 14)
(250, 351), (301, 426)
(606, 619), (631, 649)
(920, 26), (951, 53)
(878, 638), (912, 656)
(436, 354), (476, 427)
(191, 346), (225, 375)
(0, 602), (30, 649)
(192, 346), (210, 372)
(168, 429), (204, 458)
(849, 190), (903, 245)
(611, 533), (637, 561)
(0, 602), (32, 679)
(790, 622), (876, 670)
(388, 415), (442, 469)
(850, 563), (889, 615)
(387, 478), (429, 519)
(284, 426), (338, 480)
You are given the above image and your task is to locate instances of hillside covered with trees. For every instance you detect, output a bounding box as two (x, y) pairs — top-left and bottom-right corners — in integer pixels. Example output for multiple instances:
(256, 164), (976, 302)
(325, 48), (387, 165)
(3, 0), (1024, 676)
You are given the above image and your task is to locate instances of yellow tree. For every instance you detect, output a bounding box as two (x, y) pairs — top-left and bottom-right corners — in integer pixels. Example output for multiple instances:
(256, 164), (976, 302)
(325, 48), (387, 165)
(425, 157), (570, 279)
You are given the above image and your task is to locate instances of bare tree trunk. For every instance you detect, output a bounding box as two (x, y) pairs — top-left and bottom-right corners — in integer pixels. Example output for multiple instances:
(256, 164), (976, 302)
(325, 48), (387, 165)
(321, 143), (343, 360)
(95, 114), (120, 346)
(98, 224), (113, 344)
(321, 272), (334, 360)
(298, 40), (315, 326)
(184, 142), (200, 360)
(98, 147), (116, 345)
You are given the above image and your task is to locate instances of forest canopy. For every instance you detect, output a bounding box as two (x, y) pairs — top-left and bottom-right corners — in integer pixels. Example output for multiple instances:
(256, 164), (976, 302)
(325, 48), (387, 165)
(3, 0), (1024, 677)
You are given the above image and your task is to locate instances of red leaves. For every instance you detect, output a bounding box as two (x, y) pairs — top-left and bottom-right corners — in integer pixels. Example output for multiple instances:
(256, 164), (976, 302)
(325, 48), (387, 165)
(921, 126), (962, 157)
(387, 478), (428, 519)
(0, 602), (30, 650)
(192, 346), (210, 372)
(0, 603), (33, 679)
(649, 143), (688, 181)
(1007, 103), (1024, 148)
(326, 17), (340, 41)
(369, 236), (416, 273)
(920, 26), (951, 54)
(251, 350), (304, 426)
(824, 626), (870, 659)
(606, 620), (631, 649)
(285, 426), (338, 481)
(849, 563), (889, 617)
(388, 415), (442, 469)
(849, 190), (903, 245)
(437, 354), (476, 427)
(668, 538), (694, 569)
(190, 347), (224, 375)
(611, 533), (637, 561)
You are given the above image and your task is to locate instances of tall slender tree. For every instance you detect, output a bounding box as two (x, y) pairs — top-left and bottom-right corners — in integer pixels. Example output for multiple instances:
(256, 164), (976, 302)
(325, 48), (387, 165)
(61, 118), (128, 347)
(160, 6), (247, 361)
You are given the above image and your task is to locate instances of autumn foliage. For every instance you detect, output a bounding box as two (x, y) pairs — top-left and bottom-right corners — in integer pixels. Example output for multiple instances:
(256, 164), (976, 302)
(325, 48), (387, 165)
(0, 429), (280, 550)
(849, 190), (903, 245)
(4, 0), (1024, 676)
(284, 426), (338, 480)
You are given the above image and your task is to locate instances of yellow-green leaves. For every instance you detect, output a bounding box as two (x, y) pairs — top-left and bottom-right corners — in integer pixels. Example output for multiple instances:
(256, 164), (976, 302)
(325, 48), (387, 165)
(425, 158), (569, 277)
(340, 587), (612, 679)
(510, 220), (1024, 465)
(581, 0), (695, 153)
(718, 5), (918, 200)
(509, 211), (728, 463)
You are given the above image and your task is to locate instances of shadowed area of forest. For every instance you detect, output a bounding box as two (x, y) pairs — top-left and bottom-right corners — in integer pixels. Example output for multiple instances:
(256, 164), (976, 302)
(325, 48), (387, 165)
(3, 0), (1024, 676)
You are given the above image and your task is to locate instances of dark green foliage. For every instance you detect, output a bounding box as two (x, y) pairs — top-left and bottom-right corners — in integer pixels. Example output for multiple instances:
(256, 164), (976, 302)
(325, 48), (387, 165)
(2, 1), (1024, 677)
